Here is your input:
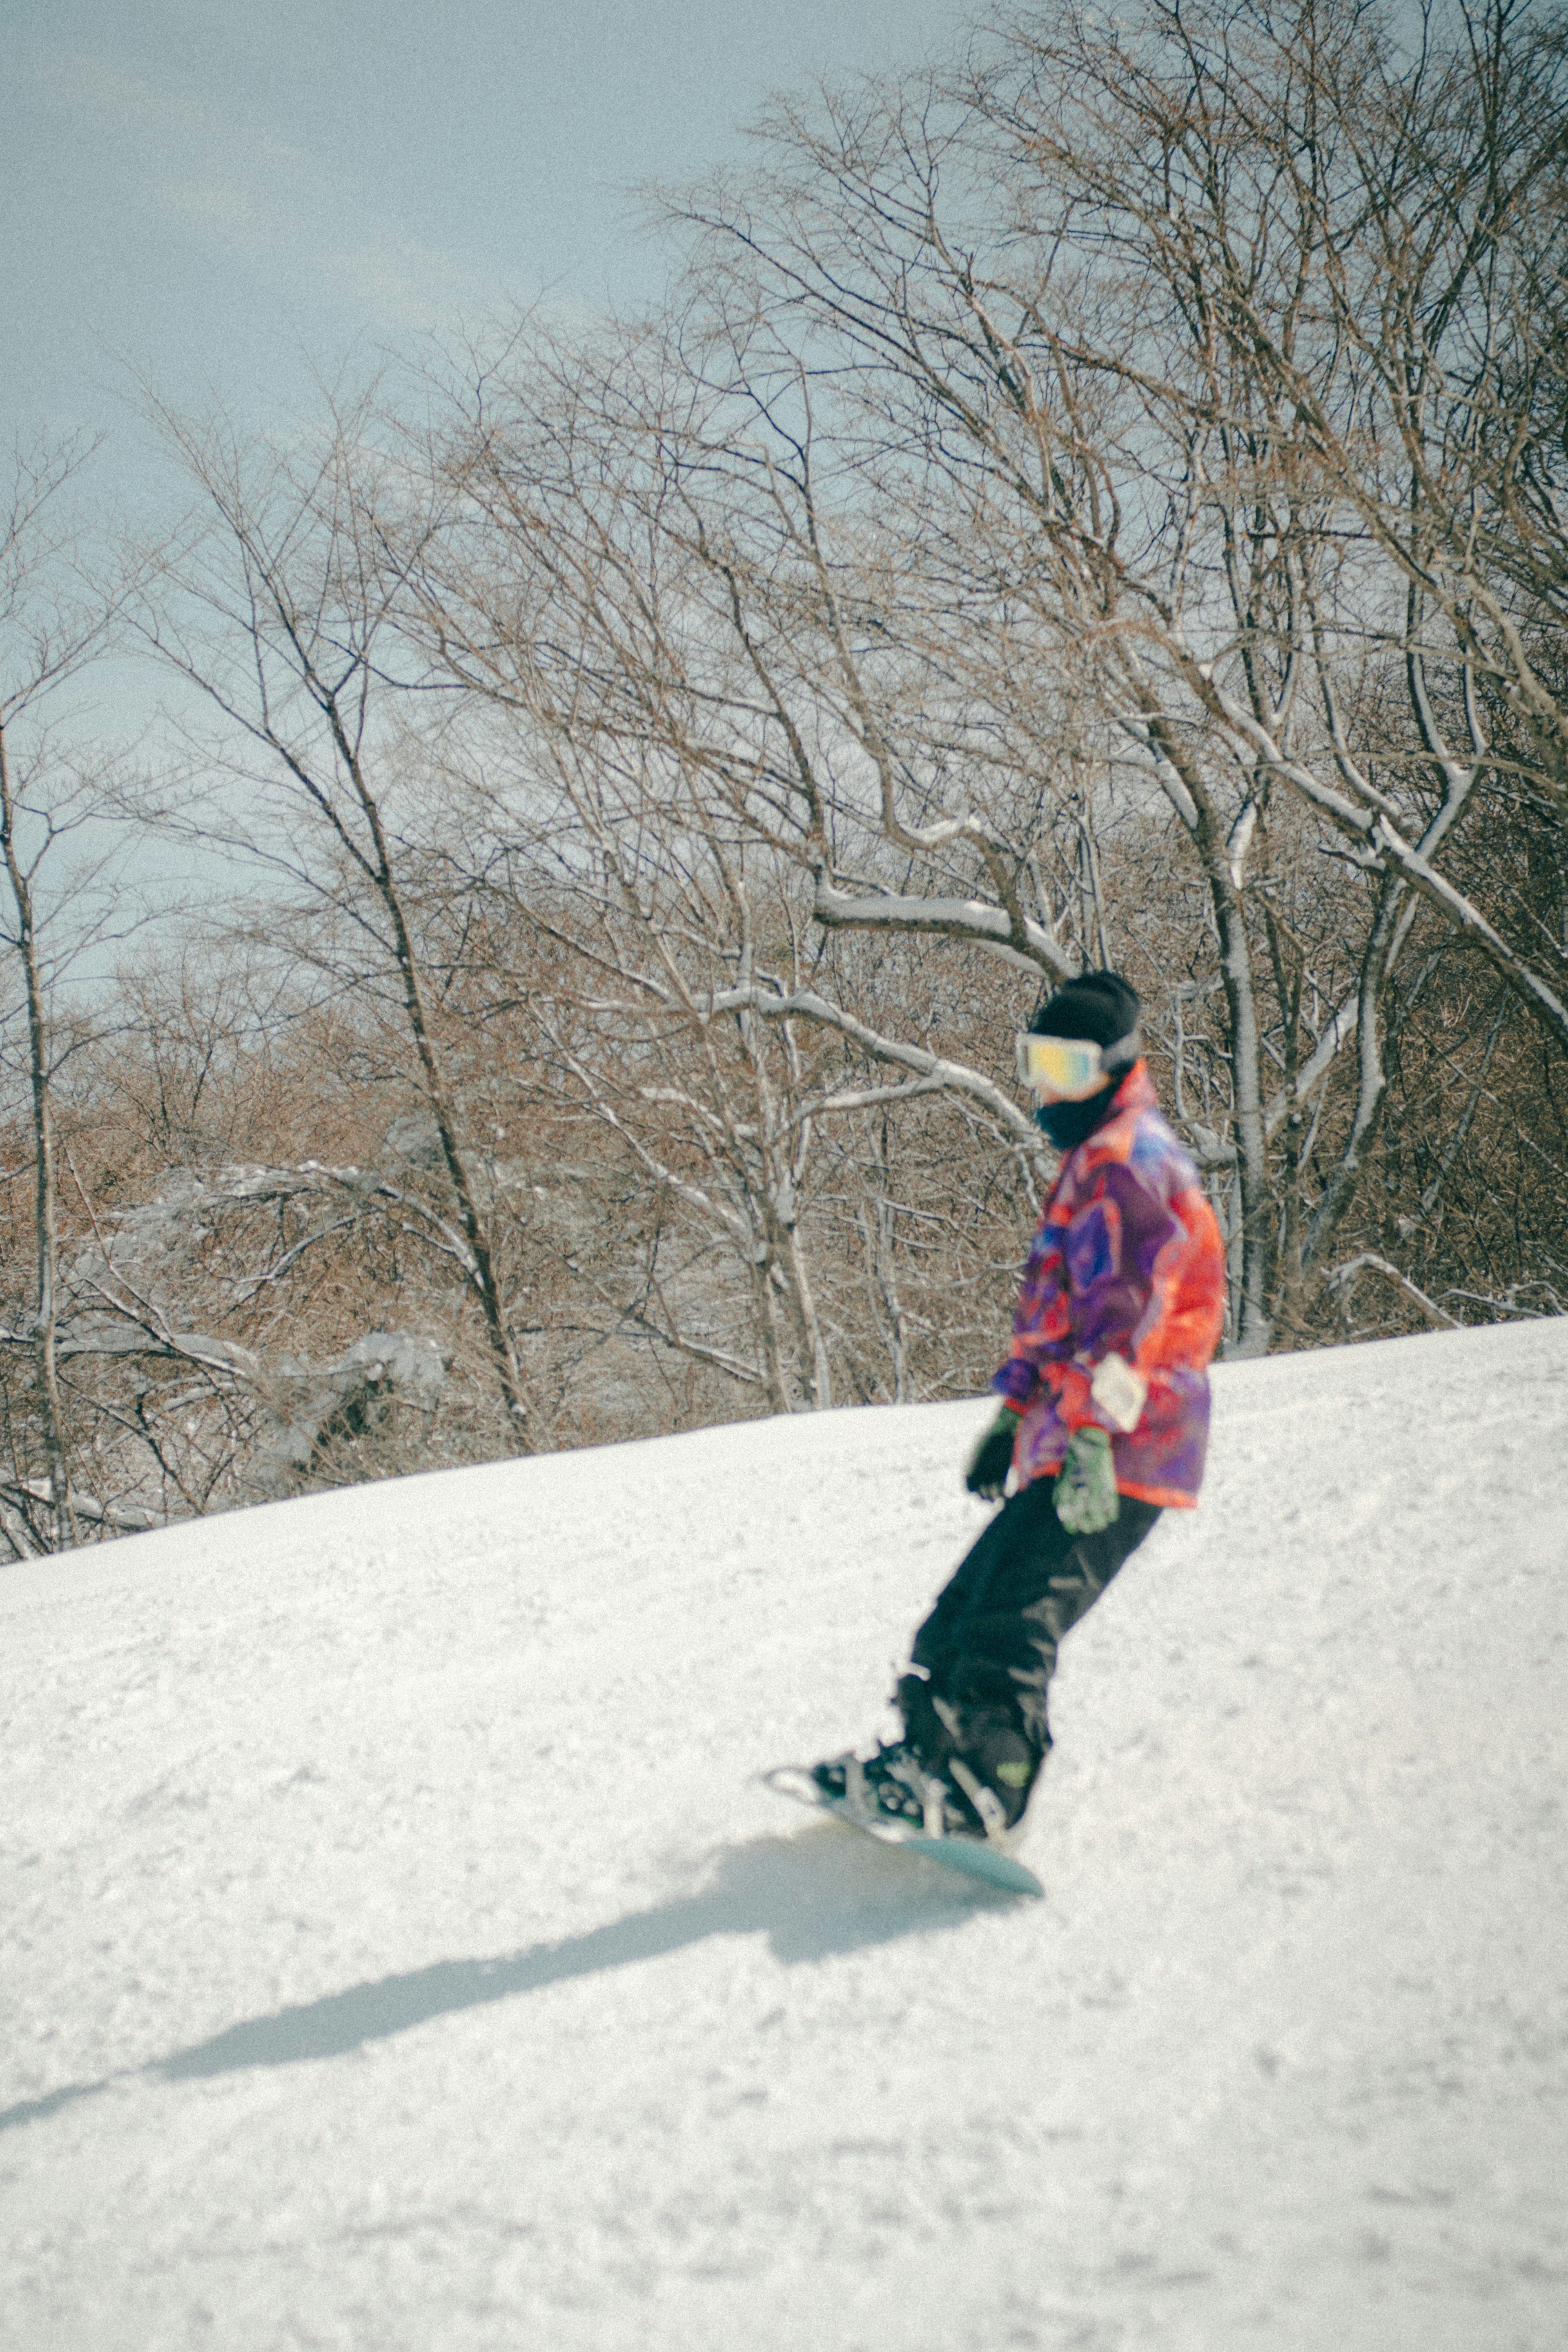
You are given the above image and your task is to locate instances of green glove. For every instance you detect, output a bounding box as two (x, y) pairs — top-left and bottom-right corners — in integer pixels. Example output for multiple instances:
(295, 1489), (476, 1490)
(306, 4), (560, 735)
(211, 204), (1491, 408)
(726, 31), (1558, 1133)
(965, 1407), (1019, 1500)
(1054, 1425), (1120, 1534)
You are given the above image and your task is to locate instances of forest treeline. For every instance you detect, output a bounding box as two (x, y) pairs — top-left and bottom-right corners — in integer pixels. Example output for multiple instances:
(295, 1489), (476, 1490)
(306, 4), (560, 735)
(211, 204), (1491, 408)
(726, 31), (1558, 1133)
(2, 0), (1565, 1552)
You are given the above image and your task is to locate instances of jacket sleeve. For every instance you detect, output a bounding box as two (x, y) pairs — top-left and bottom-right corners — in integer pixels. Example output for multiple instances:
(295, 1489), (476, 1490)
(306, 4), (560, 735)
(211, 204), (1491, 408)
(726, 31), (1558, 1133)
(989, 1209), (1072, 1411)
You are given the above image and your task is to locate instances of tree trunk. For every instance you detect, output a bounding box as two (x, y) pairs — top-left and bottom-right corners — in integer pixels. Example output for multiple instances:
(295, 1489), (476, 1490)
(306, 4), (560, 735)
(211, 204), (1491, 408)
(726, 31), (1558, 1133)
(0, 719), (76, 1548)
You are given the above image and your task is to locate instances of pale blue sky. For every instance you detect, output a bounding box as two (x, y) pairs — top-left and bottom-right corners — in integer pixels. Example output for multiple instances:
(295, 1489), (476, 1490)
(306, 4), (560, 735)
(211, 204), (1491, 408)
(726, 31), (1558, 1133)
(6, 0), (969, 468)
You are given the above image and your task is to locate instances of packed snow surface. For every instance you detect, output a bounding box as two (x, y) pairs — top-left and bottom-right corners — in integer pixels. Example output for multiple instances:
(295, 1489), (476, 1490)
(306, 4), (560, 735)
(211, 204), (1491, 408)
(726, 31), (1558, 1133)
(4, 1320), (1567, 2351)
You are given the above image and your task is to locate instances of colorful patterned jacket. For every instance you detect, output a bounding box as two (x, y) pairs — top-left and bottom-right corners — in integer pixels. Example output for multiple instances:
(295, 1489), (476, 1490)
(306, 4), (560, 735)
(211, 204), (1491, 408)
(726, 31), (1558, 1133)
(991, 1063), (1227, 1507)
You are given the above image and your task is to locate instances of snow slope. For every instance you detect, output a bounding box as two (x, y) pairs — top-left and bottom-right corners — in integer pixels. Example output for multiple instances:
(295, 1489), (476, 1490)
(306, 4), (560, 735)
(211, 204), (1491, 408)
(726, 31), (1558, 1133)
(3, 1319), (1566, 2352)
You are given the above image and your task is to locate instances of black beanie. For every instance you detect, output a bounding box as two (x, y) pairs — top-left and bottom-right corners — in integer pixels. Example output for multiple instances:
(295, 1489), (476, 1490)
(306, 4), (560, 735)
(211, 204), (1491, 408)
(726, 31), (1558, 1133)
(1027, 971), (1143, 1153)
(1030, 970), (1142, 1064)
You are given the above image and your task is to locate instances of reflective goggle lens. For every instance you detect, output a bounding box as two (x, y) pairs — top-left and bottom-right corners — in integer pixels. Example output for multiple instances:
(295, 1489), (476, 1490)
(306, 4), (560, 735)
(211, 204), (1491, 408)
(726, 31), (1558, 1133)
(1015, 1034), (1105, 1099)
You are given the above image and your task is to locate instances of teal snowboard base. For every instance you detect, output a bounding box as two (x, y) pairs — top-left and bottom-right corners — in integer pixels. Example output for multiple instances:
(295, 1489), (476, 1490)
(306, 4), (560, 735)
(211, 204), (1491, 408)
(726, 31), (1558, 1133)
(764, 1765), (1044, 1898)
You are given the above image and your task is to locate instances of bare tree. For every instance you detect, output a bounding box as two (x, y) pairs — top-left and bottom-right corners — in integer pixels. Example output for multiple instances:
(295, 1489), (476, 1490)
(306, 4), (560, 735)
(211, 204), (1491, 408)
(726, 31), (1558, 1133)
(646, 0), (1568, 1343)
(399, 329), (1063, 1387)
(12, 4), (1554, 1556)
(407, 668), (1043, 1412)
(0, 432), (140, 1547)
(130, 388), (533, 1440)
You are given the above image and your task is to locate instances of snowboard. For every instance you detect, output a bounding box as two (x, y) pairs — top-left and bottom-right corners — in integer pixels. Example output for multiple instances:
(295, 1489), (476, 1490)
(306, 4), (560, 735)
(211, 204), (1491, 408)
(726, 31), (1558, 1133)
(763, 1765), (1044, 1898)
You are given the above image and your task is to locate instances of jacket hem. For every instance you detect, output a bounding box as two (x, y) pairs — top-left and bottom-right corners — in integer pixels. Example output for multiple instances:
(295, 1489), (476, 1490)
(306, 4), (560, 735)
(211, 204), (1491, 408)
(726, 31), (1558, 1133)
(1025, 1464), (1198, 1510)
(1117, 1479), (1198, 1509)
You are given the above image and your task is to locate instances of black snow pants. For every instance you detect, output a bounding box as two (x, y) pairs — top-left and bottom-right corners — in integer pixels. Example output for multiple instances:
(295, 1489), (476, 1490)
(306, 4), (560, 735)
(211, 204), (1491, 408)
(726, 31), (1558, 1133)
(904, 1477), (1162, 1757)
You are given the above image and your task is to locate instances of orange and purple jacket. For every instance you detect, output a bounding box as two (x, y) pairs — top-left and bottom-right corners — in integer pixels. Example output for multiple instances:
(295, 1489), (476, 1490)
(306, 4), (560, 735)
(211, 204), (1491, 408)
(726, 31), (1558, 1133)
(991, 1063), (1227, 1508)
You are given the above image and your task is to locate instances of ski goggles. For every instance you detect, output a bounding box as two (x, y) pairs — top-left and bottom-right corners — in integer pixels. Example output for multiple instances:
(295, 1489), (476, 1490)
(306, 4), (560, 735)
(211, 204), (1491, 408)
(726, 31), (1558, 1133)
(1014, 1030), (1137, 1101)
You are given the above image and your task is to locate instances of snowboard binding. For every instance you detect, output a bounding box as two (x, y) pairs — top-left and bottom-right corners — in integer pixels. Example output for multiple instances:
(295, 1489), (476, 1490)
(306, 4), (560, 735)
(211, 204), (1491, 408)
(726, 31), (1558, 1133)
(763, 1758), (1044, 1898)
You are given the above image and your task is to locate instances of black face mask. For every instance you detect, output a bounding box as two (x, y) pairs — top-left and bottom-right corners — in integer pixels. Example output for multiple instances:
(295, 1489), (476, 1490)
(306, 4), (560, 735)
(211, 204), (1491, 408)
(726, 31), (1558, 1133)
(1033, 1082), (1120, 1152)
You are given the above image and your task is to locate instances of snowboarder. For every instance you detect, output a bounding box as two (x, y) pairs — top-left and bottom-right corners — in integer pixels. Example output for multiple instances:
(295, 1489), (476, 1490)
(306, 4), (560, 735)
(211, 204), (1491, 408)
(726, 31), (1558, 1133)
(813, 971), (1228, 1844)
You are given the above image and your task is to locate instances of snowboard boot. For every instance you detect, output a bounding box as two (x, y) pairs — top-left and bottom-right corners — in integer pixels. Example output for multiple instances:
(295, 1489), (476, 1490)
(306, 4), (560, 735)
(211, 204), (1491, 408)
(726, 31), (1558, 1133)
(944, 1714), (1044, 1835)
(897, 1679), (1046, 1839)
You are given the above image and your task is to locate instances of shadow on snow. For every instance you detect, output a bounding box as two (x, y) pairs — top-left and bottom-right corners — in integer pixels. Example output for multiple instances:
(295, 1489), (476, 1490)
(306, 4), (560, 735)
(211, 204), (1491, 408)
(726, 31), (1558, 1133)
(1, 1817), (1015, 2133)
